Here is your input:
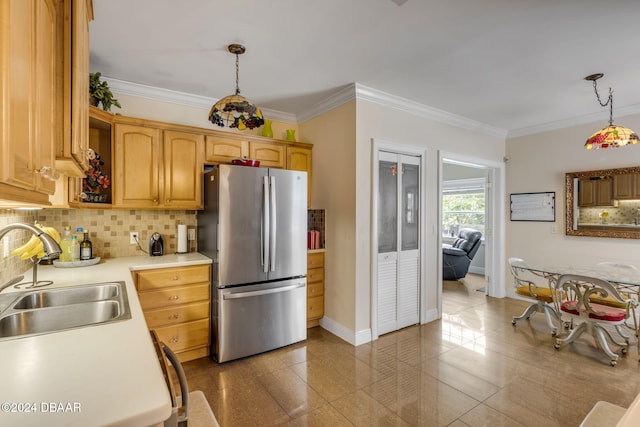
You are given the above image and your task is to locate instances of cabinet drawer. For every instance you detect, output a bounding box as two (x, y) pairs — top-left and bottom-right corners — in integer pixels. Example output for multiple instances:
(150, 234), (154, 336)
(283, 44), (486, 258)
(307, 282), (324, 298)
(307, 252), (324, 269)
(136, 265), (210, 290)
(153, 319), (209, 352)
(307, 267), (324, 284)
(307, 295), (324, 320)
(138, 283), (210, 311)
(144, 301), (210, 329)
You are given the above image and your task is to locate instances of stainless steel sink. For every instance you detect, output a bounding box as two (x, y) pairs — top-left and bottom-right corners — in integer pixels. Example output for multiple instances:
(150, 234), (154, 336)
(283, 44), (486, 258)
(13, 283), (120, 309)
(0, 281), (131, 341)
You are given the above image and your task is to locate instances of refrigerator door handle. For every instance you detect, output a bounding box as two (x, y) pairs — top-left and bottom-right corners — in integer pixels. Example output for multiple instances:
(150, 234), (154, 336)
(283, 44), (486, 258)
(262, 175), (270, 273)
(269, 175), (277, 272)
(223, 282), (305, 300)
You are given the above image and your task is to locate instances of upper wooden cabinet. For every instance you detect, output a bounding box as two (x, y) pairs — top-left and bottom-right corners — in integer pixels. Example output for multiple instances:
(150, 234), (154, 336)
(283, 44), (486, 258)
(614, 174), (640, 200)
(114, 123), (203, 209)
(249, 141), (285, 168)
(163, 130), (204, 209)
(204, 136), (248, 163)
(114, 124), (161, 208)
(50, 105), (114, 208)
(0, 0), (59, 205)
(205, 135), (288, 169)
(578, 178), (615, 207)
(56, 0), (92, 176)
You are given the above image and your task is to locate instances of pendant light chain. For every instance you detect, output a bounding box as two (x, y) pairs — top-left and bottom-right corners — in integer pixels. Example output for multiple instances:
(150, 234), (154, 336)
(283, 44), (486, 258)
(235, 52), (241, 95)
(591, 79), (614, 126)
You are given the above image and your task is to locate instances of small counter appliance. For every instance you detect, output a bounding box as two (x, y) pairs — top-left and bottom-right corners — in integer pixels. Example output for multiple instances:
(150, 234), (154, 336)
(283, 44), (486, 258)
(149, 232), (164, 256)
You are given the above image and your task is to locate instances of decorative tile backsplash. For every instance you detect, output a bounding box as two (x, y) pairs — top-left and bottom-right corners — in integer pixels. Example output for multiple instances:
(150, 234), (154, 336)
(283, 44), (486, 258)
(578, 200), (640, 224)
(0, 209), (197, 285)
(0, 209), (40, 285)
(37, 209), (198, 258)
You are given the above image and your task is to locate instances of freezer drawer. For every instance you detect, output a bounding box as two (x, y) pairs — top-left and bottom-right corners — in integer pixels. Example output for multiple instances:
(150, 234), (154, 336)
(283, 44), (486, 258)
(213, 278), (307, 362)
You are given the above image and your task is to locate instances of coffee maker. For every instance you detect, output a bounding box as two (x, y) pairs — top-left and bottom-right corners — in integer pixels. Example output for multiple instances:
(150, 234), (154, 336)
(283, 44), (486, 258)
(149, 232), (164, 256)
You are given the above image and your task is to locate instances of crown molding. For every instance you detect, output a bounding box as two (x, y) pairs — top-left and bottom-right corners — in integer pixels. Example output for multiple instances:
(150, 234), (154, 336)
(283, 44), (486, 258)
(103, 77), (298, 123)
(295, 85), (357, 123)
(507, 103), (640, 139)
(353, 83), (507, 138)
(297, 83), (507, 139)
(104, 76), (510, 138)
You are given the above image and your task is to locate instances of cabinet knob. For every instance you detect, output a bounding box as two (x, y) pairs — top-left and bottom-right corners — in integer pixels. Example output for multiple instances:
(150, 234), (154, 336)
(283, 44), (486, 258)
(170, 314), (180, 320)
(32, 166), (60, 181)
(166, 199), (170, 203)
(169, 295), (179, 301)
(170, 337), (178, 343)
(172, 276), (179, 281)
(153, 198), (159, 204)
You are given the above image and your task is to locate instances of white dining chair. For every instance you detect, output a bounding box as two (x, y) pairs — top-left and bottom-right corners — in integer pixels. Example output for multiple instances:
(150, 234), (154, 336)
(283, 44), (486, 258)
(509, 257), (563, 335)
(595, 262), (639, 338)
(553, 274), (637, 366)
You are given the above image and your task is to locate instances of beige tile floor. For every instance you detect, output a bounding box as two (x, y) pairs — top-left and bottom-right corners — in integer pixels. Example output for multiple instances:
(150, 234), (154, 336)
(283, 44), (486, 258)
(182, 275), (640, 426)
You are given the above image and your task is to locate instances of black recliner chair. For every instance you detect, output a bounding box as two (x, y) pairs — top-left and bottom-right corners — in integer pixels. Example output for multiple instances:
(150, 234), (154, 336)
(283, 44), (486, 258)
(442, 228), (482, 280)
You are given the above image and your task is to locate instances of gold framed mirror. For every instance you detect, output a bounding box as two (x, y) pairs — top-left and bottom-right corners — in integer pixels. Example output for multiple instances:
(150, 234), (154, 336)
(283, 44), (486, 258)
(566, 166), (640, 239)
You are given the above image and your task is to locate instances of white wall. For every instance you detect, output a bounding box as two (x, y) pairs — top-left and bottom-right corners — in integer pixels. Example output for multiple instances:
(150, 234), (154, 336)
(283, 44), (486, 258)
(353, 100), (505, 341)
(505, 113), (640, 272)
(300, 102), (357, 332)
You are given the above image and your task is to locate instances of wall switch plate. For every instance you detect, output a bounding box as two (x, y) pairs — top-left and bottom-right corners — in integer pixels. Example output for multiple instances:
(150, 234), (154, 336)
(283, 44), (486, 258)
(130, 232), (139, 244)
(187, 229), (195, 241)
(551, 224), (557, 234)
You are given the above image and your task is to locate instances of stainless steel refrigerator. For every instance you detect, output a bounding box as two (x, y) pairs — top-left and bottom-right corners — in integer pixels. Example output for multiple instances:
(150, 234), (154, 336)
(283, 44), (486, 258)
(198, 165), (307, 362)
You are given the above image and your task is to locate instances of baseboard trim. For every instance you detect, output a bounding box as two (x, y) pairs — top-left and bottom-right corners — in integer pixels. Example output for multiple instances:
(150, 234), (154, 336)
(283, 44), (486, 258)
(469, 266), (485, 275)
(318, 316), (372, 346)
(423, 307), (440, 323)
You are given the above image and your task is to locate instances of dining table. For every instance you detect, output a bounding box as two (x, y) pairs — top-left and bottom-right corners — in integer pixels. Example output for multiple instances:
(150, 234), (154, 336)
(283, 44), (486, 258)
(509, 260), (640, 291)
(510, 260), (640, 359)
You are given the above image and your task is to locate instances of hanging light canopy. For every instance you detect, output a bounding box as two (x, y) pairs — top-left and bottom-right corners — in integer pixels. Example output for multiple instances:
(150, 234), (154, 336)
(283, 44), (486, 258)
(584, 73), (639, 150)
(208, 44), (264, 130)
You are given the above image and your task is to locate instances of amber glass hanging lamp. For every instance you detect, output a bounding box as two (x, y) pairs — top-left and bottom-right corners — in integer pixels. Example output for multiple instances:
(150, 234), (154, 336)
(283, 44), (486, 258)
(584, 73), (639, 150)
(208, 44), (264, 130)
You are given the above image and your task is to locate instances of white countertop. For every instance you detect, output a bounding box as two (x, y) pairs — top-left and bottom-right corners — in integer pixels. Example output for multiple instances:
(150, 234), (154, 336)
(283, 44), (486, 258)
(0, 253), (212, 427)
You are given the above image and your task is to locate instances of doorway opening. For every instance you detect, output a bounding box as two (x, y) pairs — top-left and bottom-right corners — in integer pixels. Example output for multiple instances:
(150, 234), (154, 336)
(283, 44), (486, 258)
(439, 153), (505, 315)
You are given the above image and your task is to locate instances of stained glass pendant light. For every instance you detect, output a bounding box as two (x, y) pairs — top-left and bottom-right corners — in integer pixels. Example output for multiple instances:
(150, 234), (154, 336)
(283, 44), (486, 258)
(584, 73), (639, 150)
(208, 44), (264, 130)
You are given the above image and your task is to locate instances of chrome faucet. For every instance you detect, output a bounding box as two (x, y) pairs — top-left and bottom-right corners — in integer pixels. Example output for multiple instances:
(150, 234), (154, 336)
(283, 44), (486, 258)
(0, 223), (62, 293)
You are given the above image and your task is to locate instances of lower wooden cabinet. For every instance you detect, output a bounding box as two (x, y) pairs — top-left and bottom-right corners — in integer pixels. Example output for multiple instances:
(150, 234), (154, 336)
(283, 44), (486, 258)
(133, 264), (211, 362)
(307, 251), (325, 328)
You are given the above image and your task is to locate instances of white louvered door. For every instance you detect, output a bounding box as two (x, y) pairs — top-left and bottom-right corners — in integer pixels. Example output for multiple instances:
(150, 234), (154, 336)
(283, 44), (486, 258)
(377, 152), (421, 335)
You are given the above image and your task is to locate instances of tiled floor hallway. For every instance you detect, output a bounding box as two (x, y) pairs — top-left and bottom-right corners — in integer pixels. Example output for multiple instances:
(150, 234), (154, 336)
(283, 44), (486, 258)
(182, 274), (640, 426)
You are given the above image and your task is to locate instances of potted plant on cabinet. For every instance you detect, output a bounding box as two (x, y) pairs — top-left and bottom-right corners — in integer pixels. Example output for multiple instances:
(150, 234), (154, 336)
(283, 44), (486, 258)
(89, 72), (121, 111)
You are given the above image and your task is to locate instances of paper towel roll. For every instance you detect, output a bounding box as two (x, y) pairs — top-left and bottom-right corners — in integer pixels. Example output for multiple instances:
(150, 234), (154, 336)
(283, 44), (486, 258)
(177, 224), (188, 253)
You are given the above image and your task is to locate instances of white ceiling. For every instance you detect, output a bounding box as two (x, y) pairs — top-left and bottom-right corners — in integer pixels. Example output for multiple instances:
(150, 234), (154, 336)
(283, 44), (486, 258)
(90, 0), (640, 137)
